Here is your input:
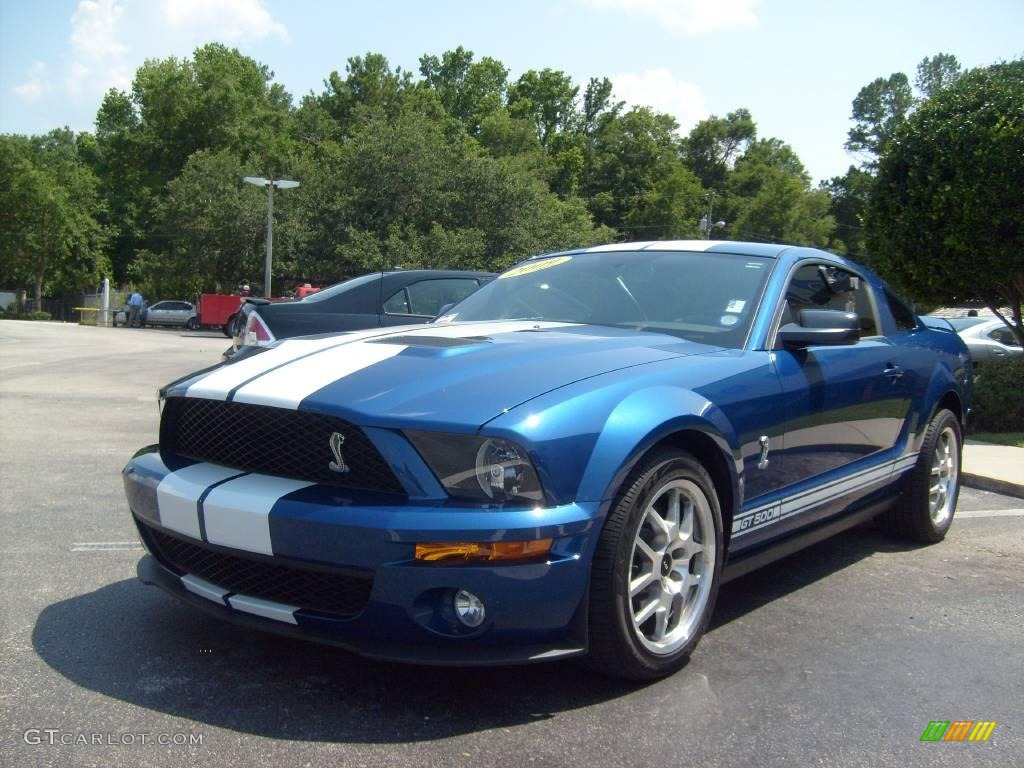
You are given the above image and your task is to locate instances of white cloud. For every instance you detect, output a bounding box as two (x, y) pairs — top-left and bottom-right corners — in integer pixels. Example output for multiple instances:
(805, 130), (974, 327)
(70, 0), (127, 60)
(159, 0), (288, 42)
(612, 69), (708, 132)
(587, 0), (758, 36)
(57, 0), (286, 105)
(66, 0), (129, 98)
(14, 62), (52, 102)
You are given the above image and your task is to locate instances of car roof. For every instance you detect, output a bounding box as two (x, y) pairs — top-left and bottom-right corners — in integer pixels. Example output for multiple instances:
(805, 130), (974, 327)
(531, 240), (834, 261)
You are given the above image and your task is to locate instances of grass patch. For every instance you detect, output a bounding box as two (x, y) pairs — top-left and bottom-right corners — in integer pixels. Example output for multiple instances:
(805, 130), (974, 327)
(969, 432), (1024, 449)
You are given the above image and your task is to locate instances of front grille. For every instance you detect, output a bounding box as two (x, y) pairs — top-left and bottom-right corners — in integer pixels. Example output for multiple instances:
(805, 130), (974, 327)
(161, 398), (405, 495)
(146, 525), (373, 617)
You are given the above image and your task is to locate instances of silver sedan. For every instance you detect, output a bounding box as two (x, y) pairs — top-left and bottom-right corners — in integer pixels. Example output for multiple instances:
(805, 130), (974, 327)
(955, 318), (1022, 362)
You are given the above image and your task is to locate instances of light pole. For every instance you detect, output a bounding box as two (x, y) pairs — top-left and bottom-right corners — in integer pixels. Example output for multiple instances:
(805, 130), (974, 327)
(699, 191), (726, 239)
(243, 176), (300, 298)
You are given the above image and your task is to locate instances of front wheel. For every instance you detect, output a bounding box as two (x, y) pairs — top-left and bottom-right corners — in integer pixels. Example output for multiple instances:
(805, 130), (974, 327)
(222, 313), (238, 337)
(587, 448), (723, 680)
(187, 317), (200, 330)
(878, 408), (961, 543)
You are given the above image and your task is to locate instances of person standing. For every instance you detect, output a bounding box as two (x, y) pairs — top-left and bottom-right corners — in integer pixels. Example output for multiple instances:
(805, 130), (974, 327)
(128, 290), (145, 328)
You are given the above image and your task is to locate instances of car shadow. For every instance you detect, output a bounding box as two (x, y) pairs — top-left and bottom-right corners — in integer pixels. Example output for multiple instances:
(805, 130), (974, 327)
(711, 520), (918, 629)
(32, 522), (915, 743)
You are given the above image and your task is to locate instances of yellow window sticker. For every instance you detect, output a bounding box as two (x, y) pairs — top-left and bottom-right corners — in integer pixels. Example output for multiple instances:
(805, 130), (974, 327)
(499, 256), (573, 279)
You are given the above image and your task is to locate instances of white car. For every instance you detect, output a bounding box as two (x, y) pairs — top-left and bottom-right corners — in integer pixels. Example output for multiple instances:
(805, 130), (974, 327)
(115, 300), (198, 329)
(954, 318), (1022, 362)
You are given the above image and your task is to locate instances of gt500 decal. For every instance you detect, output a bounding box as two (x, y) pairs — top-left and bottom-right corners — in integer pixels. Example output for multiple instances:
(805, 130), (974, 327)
(732, 452), (919, 537)
(734, 504), (782, 533)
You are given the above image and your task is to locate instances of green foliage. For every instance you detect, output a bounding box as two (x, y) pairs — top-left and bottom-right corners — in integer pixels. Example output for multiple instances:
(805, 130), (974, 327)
(822, 166), (872, 258)
(866, 59), (1024, 345)
(0, 130), (108, 304)
(971, 358), (1024, 432)
(508, 68), (579, 146)
(845, 73), (913, 162)
(0, 309), (52, 321)
(726, 139), (836, 247)
(682, 109), (756, 188)
(915, 53), (962, 98)
(419, 46), (508, 133)
(6, 42), (896, 302)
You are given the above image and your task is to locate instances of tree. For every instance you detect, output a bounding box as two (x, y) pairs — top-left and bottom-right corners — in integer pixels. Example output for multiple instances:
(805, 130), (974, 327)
(0, 131), (107, 307)
(726, 139), (835, 247)
(822, 166), (872, 258)
(91, 44), (294, 282)
(682, 109), (756, 189)
(508, 69), (579, 146)
(867, 60), (1024, 344)
(915, 53), (962, 98)
(845, 73), (914, 164)
(419, 47), (508, 133)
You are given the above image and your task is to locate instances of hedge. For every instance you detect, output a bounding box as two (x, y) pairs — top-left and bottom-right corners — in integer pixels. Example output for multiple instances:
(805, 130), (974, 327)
(971, 357), (1024, 432)
(0, 310), (52, 321)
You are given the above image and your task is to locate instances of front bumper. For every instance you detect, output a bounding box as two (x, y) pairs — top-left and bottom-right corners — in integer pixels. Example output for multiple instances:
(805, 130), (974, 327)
(124, 449), (601, 666)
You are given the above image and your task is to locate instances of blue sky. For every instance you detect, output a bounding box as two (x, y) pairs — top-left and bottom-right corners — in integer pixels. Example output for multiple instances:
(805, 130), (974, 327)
(2, 0), (1022, 183)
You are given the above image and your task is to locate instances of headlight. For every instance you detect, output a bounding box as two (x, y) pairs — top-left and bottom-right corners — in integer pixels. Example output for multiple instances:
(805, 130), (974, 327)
(405, 431), (545, 505)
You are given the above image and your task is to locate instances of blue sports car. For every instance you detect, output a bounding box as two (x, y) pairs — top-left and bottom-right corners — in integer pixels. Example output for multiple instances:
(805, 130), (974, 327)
(123, 241), (972, 679)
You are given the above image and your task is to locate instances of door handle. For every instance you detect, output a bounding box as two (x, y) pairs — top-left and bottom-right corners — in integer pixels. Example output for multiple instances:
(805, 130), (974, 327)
(883, 364), (904, 380)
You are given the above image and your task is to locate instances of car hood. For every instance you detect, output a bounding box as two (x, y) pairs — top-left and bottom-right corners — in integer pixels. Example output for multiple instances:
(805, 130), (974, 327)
(173, 320), (717, 429)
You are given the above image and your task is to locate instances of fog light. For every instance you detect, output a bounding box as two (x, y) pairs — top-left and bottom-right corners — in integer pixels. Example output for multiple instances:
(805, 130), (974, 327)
(453, 589), (486, 628)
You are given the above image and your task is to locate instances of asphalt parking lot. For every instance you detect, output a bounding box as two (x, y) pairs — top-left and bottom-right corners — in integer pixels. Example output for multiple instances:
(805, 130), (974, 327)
(1, 320), (1021, 768)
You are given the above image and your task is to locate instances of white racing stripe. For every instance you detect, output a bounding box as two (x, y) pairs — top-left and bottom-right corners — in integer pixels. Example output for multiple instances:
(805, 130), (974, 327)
(231, 320), (574, 409)
(634, 240), (724, 252)
(156, 463), (243, 539)
(232, 342), (406, 409)
(227, 594), (299, 624)
(181, 574), (230, 604)
(202, 474), (313, 555)
(185, 335), (369, 400)
(732, 453), (919, 537)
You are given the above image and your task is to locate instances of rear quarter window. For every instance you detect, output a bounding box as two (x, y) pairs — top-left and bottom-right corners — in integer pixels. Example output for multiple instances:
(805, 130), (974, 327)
(884, 288), (919, 332)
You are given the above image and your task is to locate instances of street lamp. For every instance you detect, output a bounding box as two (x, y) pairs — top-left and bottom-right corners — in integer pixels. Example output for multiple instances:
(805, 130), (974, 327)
(700, 190), (725, 239)
(243, 176), (300, 298)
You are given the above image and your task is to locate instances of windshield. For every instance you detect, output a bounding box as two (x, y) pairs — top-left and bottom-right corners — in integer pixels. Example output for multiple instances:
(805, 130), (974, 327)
(445, 250), (774, 347)
(300, 272), (379, 303)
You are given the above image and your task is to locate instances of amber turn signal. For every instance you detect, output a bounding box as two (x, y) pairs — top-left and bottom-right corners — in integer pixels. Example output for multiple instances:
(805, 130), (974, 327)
(415, 539), (553, 563)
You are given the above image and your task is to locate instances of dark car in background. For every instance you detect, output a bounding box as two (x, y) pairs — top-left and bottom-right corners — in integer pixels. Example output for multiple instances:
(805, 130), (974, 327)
(227, 270), (495, 359)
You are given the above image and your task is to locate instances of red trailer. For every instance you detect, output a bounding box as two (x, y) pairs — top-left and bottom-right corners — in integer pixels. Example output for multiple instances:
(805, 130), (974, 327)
(195, 293), (245, 337)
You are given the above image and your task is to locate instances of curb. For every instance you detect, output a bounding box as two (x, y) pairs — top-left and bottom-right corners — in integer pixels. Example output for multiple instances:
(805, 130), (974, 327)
(962, 472), (1024, 500)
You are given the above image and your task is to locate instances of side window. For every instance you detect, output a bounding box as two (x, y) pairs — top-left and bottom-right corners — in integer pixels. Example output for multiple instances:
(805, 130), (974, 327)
(383, 289), (410, 315)
(405, 279), (479, 316)
(989, 326), (1020, 347)
(884, 288), (918, 332)
(785, 264), (878, 337)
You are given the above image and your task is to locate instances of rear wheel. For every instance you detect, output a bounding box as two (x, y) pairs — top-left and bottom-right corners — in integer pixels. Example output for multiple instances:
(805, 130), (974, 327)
(878, 408), (961, 543)
(187, 317), (200, 330)
(223, 313), (238, 337)
(587, 448), (723, 680)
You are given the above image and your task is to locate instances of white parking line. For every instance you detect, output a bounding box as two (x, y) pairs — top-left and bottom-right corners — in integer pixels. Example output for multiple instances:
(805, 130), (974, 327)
(71, 541), (144, 552)
(957, 509), (1024, 518)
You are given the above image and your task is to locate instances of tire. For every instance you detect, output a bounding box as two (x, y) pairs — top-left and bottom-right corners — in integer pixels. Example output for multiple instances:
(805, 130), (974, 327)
(223, 313), (238, 337)
(587, 447), (724, 680)
(187, 317), (200, 330)
(877, 408), (961, 543)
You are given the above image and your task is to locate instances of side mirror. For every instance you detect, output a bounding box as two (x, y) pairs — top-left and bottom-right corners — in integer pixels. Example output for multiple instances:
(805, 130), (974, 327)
(777, 309), (860, 348)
